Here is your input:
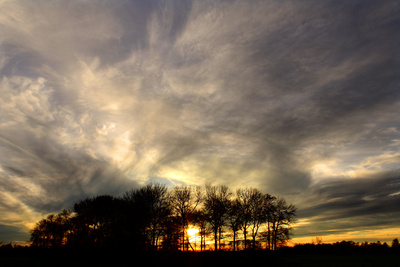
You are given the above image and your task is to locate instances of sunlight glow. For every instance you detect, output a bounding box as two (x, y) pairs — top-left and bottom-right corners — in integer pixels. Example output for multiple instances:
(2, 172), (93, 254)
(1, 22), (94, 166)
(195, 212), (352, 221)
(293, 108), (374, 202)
(292, 227), (400, 245)
(187, 227), (200, 251)
(187, 227), (199, 238)
(312, 163), (333, 178)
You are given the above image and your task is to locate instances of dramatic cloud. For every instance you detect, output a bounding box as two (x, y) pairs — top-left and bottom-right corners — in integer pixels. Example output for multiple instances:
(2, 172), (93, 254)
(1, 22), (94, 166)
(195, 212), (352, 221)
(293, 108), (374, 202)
(0, 0), (399, 243)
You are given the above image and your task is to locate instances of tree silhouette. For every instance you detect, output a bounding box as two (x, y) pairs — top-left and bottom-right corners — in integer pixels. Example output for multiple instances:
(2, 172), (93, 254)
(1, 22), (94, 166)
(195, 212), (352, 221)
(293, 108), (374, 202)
(249, 191), (274, 250)
(269, 197), (296, 250)
(73, 195), (123, 248)
(29, 183), (297, 252)
(161, 215), (181, 251)
(203, 184), (231, 251)
(169, 185), (202, 251)
(123, 184), (171, 250)
(226, 197), (243, 251)
(391, 238), (399, 249)
(30, 209), (73, 248)
(236, 188), (258, 250)
(191, 209), (209, 251)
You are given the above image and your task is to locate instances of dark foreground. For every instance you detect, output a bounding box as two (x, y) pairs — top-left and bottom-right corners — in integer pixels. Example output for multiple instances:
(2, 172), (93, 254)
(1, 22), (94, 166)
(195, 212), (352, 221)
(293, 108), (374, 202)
(1, 248), (399, 267)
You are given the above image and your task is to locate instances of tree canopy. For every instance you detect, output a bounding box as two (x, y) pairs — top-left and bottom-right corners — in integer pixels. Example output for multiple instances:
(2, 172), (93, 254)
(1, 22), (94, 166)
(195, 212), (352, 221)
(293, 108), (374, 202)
(30, 184), (296, 251)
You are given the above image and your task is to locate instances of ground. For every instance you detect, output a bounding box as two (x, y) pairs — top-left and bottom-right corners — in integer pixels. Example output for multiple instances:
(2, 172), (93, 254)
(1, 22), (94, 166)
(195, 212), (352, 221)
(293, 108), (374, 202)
(0, 249), (399, 267)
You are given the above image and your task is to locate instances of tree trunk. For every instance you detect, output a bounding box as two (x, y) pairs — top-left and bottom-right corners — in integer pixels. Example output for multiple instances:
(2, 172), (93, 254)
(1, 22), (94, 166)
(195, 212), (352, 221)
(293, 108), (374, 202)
(243, 225), (247, 250)
(214, 228), (218, 251)
(218, 227), (222, 250)
(233, 231), (236, 251)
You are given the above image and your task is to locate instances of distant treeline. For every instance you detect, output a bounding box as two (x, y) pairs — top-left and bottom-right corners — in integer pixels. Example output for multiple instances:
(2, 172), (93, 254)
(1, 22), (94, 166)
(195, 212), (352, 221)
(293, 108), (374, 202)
(291, 239), (400, 252)
(29, 184), (296, 251)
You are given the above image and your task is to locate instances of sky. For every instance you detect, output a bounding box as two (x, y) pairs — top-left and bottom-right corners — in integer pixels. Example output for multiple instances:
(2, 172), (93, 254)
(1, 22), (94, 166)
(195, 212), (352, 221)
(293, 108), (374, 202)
(0, 0), (399, 245)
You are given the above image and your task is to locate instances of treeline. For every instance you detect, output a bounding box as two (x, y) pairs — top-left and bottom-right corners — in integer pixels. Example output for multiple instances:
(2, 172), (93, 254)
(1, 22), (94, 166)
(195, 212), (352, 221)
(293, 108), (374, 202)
(30, 184), (296, 251)
(291, 239), (400, 253)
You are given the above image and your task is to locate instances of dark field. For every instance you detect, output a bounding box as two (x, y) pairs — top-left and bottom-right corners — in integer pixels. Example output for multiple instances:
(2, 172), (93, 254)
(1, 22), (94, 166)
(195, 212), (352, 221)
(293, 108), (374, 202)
(1, 249), (399, 267)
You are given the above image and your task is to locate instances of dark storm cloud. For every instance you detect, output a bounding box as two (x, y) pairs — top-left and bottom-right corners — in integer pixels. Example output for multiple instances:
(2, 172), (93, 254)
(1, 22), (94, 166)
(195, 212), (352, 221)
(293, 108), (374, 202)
(300, 171), (400, 218)
(0, 0), (399, 242)
(292, 170), (400, 239)
(0, 224), (28, 243)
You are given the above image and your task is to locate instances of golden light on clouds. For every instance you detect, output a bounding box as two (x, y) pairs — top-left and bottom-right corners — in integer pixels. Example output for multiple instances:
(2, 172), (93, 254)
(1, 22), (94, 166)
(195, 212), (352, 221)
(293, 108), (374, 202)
(311, 163), (335, 178)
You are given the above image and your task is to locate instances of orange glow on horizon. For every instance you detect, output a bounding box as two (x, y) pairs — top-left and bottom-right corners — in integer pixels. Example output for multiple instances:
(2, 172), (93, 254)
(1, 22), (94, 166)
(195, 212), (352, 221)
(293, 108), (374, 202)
(292, 227), (400, 245)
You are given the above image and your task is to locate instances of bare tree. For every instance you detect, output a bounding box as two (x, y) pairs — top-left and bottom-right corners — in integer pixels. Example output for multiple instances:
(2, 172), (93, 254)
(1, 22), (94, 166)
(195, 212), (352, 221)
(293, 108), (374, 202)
(249, 192), (273, 250)
(192, 209), (209, 251)
(169, 185), (202, 251)
(227, 198), (243, 251)
(203, 184), (231, 251)
(236, 188), (259, 250)
(269, 197), (296, 250)
(260, 194), (276, 250)
(123, 184), (171, 250)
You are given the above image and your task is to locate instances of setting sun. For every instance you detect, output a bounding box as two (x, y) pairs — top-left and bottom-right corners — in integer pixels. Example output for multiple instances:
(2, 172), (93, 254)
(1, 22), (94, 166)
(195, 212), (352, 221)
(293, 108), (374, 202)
(187, 227), (199, 238)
